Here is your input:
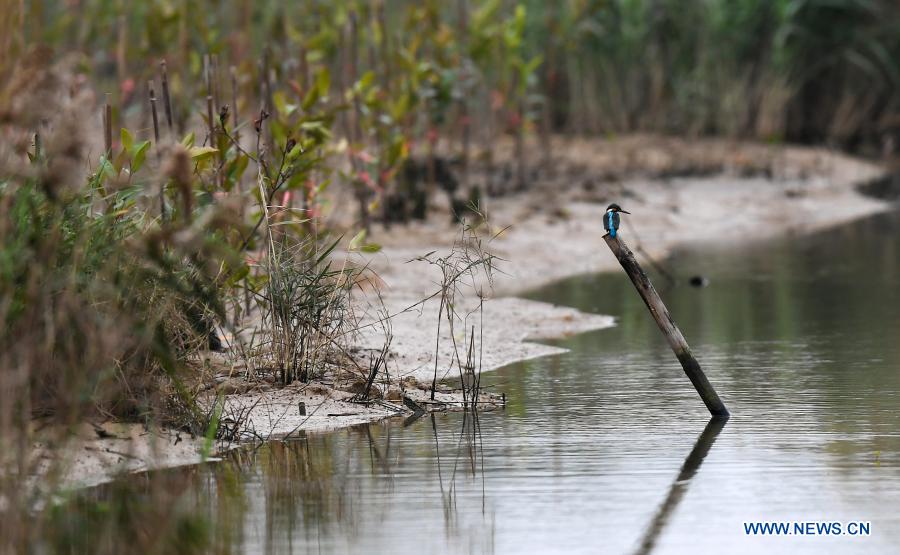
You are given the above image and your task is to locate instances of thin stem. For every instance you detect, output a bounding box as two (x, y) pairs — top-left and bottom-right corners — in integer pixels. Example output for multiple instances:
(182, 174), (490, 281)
(160, 60), (174, 137)
(148, 80), (165, 219)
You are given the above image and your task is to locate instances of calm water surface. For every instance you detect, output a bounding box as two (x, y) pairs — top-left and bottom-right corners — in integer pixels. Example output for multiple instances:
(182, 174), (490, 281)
(76, 211), (900, 554)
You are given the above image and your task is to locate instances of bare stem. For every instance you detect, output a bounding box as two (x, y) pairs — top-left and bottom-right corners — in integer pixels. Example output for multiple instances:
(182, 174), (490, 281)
(160, 59), (174, 137)
(103, 93), (112, 157)
(148, 80), (165, 219)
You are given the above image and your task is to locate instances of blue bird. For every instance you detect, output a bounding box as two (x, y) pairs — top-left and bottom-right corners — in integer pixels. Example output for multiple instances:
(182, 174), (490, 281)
(604, 203), (630, 238)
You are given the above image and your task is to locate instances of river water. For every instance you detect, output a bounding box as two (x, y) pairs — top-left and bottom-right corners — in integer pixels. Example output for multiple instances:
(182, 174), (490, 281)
(65, 210), (900, 554)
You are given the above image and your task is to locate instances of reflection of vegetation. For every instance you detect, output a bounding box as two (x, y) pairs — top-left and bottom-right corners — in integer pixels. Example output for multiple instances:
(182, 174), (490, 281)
(432, 408), (486, 536)
(45, 471), (220, 554)
(51, 414), (495, 552)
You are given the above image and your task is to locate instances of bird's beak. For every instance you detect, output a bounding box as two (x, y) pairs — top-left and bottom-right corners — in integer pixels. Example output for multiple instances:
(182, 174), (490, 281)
(620, 210), (631, 214)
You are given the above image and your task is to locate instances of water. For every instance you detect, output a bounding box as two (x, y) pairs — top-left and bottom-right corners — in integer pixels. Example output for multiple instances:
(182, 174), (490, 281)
(67, 211), (900, 554)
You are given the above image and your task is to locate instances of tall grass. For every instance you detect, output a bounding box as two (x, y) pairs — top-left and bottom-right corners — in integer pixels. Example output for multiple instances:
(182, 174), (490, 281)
(530, 0), (900, 150)
(259, 236), (358, 385)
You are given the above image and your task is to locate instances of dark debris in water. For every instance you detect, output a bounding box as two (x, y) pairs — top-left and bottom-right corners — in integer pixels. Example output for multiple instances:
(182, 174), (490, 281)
(858, 172), (900, 202)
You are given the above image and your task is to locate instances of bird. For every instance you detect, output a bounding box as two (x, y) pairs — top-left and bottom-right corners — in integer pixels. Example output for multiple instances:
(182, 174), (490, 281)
(689, 275), (710, 288)
(604, 203), (630, 238)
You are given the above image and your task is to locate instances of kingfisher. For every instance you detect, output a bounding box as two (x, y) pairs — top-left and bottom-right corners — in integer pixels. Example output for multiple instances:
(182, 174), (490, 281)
(604, 203), (630, 238)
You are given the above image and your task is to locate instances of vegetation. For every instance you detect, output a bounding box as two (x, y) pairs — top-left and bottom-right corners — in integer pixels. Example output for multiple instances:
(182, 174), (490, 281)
(2, 0), (899, 550)
(534, 0), (900, 150)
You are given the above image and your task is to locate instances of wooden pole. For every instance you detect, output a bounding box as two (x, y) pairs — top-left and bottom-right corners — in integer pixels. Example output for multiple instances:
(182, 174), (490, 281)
(230, 65), (240, 141)
(604, 233), (729, 417)
(457, 0), (470, 192)
(103, 93), (112, 157)
(148, 80), (165, 220)
(211, 53), (221, 117)
(160, 60), (174, 138)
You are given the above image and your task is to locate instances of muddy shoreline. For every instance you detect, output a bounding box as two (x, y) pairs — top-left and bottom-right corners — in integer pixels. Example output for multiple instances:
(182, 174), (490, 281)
(61, 136), (891, 488)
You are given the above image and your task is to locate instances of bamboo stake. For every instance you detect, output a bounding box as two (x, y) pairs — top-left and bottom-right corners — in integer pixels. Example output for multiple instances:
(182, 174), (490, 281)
(148, 81), (161, 163)
(206, 95), (215, 146)
(376, 2), (391, 87)
(33, 131), (41, 162)
(160, 60), (174, 137)
(230, 65), (239, 136)
(206, 93), (218, 190)
(103, 93), (112, 156)
(203, 53), (211, 100)
(261, 48), (275, 150)
(540, 3), (557, 168)
(366, 6), (377, 75)
(348, 11), (370, 232)
(205, 54), (222, 188)
(116, 14), (127, 90)
(298, 46), (309, 96)
(148, 80), (165, 219)
(457, 0), (470, 191)
(603, 233), (729, 417)
(513, 73), (526, 191)
(211, 53), (221, 116)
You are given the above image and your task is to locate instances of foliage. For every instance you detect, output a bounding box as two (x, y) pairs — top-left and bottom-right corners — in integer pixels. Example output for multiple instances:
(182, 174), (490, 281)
(3, 0), (898, 548)
(260, 236), (358, 385)
(523, 0), (900, 147)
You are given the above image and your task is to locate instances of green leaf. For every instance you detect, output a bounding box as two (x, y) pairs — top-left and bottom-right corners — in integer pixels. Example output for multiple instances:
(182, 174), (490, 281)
(113, 148), (128, 175)
(120, 127), (134, 152)
(316, 67), (331, 97)
(181, 132), (196, 148)
(200, 394), (224, 461)
(316, 178), (332, 193)
(348, 229), (366, 251)
(98, 155), (115, 181)
(387, 136), (407, 167)
(228, 154), (250, 183)
(189, 146), (219, 161)
(361, 243), (382, 253)
(224, 263), (250, 287)
(301, 85), (321, 111)
(356, 70), (375, 92)
(316, 236), (342, 265)
(131, 141), (151, 173)
(287, 142), (303, 160)
(524, 55), (543, 77)
(273, 91), (290, 115)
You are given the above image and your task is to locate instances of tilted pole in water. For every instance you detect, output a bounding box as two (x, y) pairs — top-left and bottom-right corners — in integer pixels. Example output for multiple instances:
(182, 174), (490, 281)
(603, 234), (730, 417)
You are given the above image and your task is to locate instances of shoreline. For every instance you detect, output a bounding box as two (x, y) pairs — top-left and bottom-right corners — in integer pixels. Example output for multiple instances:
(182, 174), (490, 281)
(60, 136), (892, 489)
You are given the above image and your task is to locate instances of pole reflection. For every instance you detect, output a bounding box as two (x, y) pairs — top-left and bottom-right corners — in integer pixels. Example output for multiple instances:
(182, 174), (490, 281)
(634, 416), (728, 555)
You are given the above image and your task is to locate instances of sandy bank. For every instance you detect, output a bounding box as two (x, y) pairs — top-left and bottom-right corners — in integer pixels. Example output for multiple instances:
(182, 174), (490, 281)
(367, 135), (888, 296)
